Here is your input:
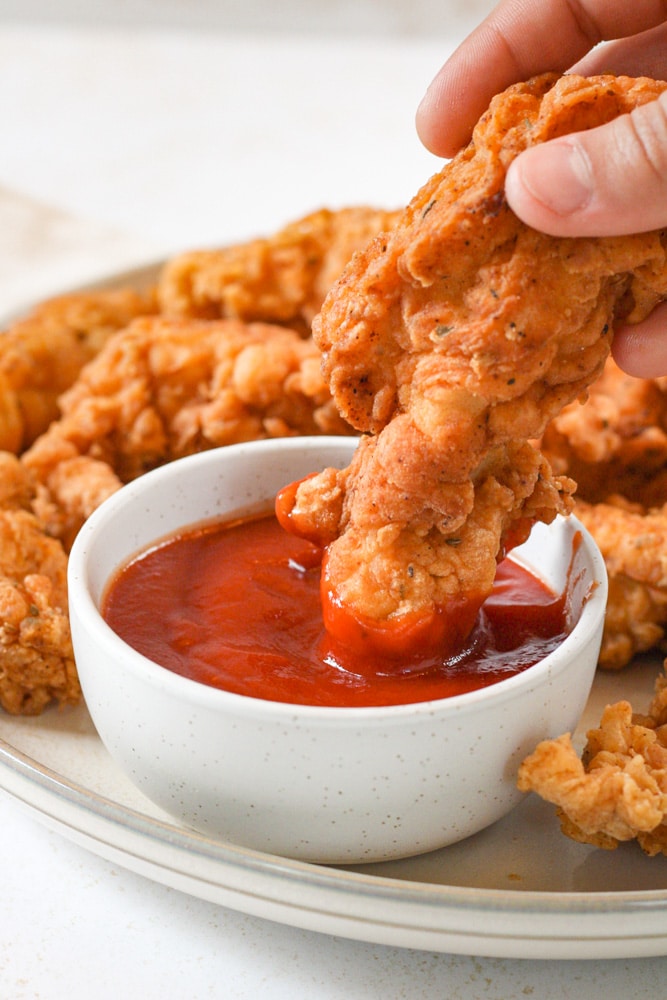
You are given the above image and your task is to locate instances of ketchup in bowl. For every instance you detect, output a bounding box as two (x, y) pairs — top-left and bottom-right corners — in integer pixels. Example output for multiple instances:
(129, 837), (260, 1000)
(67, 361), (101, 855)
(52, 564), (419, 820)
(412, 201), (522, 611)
(103, 512), (568, 708)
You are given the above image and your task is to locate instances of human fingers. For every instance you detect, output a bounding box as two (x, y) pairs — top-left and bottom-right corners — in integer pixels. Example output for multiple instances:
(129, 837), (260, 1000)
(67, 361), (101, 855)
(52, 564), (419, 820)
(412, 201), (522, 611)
(504, 89), (667, 237)
(612, 305), (667, 377)
(571, 21), (667, 80)
(416, 0), (667, 157)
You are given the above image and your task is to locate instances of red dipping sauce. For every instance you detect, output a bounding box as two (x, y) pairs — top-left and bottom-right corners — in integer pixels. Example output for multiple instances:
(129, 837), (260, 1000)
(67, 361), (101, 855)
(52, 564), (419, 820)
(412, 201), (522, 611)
(102, 513), (569, 708)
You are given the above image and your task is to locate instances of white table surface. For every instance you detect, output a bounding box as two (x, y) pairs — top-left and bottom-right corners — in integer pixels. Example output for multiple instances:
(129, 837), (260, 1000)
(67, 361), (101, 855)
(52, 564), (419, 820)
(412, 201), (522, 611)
(0, 16), (665, 998)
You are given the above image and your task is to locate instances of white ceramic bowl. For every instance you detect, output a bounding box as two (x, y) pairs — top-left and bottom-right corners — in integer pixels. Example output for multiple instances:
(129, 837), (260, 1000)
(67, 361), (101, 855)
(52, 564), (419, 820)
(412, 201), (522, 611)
(68, 437), (607, 864)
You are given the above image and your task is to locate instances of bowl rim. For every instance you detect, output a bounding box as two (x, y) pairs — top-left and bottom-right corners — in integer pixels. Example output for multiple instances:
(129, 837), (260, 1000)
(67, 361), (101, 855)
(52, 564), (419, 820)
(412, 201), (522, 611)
(68, 437), (608, 723)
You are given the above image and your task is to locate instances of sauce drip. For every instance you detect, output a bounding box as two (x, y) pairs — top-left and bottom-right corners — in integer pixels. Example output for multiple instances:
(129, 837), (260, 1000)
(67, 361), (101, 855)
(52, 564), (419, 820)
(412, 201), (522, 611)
(103, 513), (569, 708)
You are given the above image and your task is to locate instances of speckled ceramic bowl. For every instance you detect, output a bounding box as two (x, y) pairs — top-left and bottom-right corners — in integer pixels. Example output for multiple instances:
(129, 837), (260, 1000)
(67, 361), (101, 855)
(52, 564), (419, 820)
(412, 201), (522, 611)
(68, 437), (607, 864)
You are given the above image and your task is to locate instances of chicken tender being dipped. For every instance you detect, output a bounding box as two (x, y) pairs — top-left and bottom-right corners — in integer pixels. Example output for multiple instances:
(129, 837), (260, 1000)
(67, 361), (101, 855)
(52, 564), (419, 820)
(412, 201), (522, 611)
(277, 73), (667, 660)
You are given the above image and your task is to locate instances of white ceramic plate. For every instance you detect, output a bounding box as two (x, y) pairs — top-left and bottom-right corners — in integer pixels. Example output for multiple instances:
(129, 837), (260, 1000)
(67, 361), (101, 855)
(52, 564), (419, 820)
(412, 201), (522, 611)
(1, 635), (667, 960)
(2, 266), (667, 960)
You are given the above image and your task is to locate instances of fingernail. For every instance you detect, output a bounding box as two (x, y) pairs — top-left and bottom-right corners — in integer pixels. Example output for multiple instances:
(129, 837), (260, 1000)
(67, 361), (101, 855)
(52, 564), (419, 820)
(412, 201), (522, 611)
(513, 141), (594, 216)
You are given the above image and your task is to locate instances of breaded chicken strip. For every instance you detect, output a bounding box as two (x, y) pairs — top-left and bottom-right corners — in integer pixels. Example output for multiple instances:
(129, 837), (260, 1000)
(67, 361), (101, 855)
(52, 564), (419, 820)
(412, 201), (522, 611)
(540, 359), (667, 669)
(575, 499), (667, 597)
(279, 74), (667, 656)
(157, 206), (400, 333)
(0, 454), (77, 715)
(574, 497), (667, 669)
(22, 315), (353, 549)
(518, 664), (667, 855)
(542, 358), (667, 509)
(282, 435), (573, 656)
(0, 288), (155, 453)
(599, 573), (667, 671)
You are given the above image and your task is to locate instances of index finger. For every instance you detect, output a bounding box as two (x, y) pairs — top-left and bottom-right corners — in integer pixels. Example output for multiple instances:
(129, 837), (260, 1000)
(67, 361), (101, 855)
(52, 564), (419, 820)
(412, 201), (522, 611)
(416, 0), (667, 157)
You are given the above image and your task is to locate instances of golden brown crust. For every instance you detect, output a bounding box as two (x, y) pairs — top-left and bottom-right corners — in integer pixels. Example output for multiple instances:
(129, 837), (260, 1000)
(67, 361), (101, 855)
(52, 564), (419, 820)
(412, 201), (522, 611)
(575, 498), (667, 669)
(575, 499), (667, 591)
(595, 573), (667, 670)
(0, 288), (155, 453)
(542, 358), (667, 509)
(290, 434), (573, 623)
(0, 205), (390, 714)
(0, 466), (77, 715)
(157, 206), (400, 332)
(286, 74), (667, 634)
(518, 666), (667, 856)
(1, 102), (667, 721)
(540, 356), (667, 669)
(20, 315), (353, 549)
(316, 77), (667, 442)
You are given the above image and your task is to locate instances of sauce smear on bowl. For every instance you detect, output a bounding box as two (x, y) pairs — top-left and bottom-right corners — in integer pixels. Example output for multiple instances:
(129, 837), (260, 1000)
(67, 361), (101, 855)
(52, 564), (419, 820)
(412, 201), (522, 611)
(102, 513), (568, 708)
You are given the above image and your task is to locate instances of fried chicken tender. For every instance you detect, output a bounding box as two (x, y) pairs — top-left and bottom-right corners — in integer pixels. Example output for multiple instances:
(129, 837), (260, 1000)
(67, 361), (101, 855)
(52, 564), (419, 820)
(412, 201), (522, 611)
(0, 287), (155, 453)
(280, 74), (667, 654)
(574, 497), (667, 669)
(576, 499), (667, 593)
(0, 453), (77, 714)
(22, 315), (352, 548)
(539, 357), (667, 668)
(518, 664), (667, 855)
(542, 357), (667, 508)
(157, 206), (400, 333)
(283, 436), (573, 655)
(0, 207), (378, 714)
(28, 455), (125, 554)
(599, 574), (667, 670)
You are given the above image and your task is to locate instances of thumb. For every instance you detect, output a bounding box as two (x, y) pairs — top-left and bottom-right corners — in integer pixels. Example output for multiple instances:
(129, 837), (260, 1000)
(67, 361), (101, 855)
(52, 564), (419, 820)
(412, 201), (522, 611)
(505, 91), (667, 237)
(611, 303), (667, 378)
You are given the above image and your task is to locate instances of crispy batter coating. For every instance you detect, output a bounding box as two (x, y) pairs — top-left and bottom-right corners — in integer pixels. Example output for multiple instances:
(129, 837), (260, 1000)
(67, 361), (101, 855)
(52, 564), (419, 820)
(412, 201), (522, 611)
(540, 357), (667, 668)
(575, 498), (667, 593)
(0, 453), (76, 714)
(542, 358), (667, 508)
(518, 664), (667, 855)
(0, 206), (390, 715)
(21, 315), (352, 549)
(0, 307), (355, 712)
(282, 74), (667, 648)
(29, 456), (124, 555)
(3, 93), (667, 719)
(0, 288), (155, 453)
(285, 435), (573, 654)
(157, 206), (400, 333)
(574, 497), (667, 669)
(599, 573), (667, 670)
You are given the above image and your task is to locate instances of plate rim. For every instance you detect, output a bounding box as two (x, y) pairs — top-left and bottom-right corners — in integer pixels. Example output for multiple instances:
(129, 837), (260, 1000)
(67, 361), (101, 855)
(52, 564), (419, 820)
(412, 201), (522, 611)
(3, 725), (667, 961)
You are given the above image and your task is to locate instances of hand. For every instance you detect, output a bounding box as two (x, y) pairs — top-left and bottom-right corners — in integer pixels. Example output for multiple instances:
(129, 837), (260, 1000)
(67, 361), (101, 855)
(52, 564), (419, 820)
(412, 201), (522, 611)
(415, 1), (667, 377)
